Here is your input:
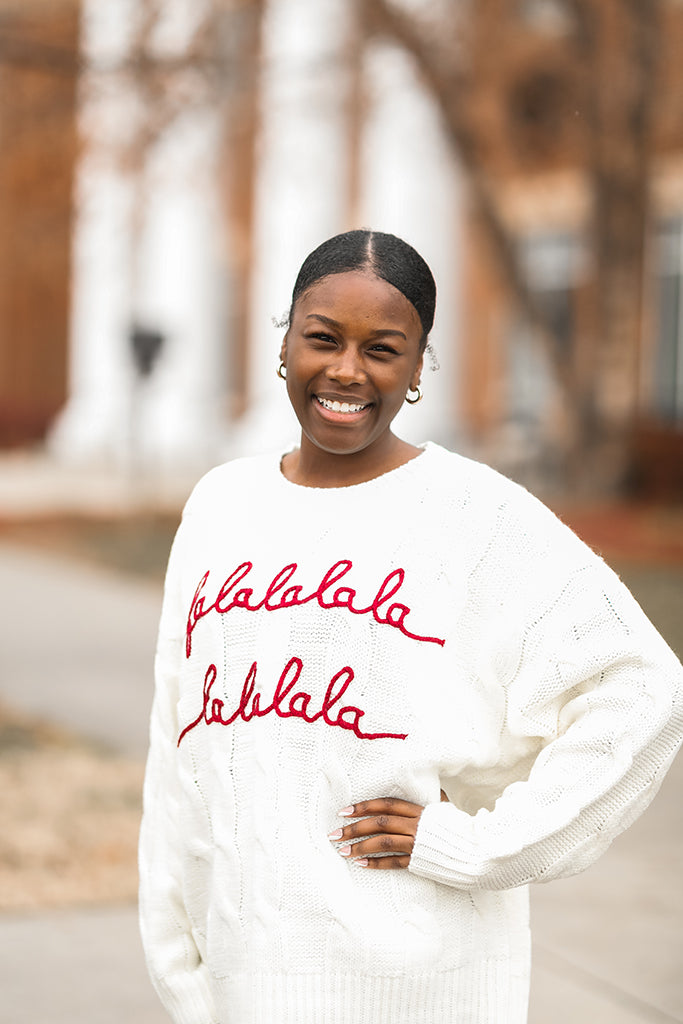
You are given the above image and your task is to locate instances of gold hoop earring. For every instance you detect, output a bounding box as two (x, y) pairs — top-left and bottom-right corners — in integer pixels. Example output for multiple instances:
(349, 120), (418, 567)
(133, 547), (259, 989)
(277, 361), (287, 380)
(405, 384), (422, 404)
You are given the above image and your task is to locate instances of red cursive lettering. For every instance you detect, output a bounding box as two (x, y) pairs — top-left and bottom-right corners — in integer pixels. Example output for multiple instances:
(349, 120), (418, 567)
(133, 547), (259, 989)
(177, 657), (408, 746)
(185, 558), (445, 657)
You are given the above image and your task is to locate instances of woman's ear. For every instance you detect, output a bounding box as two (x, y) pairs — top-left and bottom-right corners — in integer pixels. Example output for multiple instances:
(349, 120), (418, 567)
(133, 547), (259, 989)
(410, 352), (424, 390)
(280, 335), (288, 364)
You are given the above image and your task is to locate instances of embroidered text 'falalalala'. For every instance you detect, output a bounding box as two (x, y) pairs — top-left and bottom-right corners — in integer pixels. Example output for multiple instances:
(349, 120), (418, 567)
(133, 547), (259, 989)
(178, 557), (444, 746)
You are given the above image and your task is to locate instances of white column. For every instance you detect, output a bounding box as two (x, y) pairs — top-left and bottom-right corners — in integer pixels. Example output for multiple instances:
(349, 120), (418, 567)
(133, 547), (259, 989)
(358, 37), (463, 449)
(230, 0), (356, 456)
(50, 0), (139, 464)
(132, 0), (228, 472)
(52, 0), (228, 474)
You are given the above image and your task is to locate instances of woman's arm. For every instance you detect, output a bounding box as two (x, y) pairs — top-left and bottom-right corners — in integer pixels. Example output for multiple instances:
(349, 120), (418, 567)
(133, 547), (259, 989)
(332, 491), (683, 888)
(406, 497), (683, 891)
(139, 520), (219, 1024)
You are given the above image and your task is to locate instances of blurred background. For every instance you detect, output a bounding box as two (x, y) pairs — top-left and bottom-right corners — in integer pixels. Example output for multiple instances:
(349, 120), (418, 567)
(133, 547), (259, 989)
(2, 0), (683, 494)
(0, 1), (682, 1022)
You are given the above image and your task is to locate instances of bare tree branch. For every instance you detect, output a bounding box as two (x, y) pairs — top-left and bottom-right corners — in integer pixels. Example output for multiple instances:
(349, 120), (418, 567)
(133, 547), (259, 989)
(360, 0), (576, 398)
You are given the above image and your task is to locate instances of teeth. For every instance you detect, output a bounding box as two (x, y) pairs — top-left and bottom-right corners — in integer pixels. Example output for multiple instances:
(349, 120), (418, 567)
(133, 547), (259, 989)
(318, 397), (367, 414)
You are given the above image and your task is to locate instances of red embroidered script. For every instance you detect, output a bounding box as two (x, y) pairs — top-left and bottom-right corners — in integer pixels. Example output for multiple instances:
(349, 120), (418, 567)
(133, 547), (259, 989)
(177, 658), (408, 746)
(185, 558), (445, 658)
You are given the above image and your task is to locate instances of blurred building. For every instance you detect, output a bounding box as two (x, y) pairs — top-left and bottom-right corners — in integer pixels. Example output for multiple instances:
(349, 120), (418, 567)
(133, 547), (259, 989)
(458, 0), (683, 491)
(1, 0), (682, 492)
(0, 0), (77, 447)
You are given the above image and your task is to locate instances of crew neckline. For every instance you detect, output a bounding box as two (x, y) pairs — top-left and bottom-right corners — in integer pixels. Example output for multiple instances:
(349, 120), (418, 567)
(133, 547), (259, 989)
(276, 442), (436, 493)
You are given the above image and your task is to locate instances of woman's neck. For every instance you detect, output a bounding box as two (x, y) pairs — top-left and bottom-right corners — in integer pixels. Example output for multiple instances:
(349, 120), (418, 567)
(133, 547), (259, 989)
(281, 434), (423, 489)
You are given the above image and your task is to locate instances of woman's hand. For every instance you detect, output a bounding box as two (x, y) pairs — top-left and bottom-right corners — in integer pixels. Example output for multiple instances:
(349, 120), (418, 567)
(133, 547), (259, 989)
(327, 797), (425, 870)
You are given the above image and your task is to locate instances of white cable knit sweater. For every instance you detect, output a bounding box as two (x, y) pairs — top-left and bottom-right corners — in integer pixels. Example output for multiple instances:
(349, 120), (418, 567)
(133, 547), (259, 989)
(139, 443), (683, 1024)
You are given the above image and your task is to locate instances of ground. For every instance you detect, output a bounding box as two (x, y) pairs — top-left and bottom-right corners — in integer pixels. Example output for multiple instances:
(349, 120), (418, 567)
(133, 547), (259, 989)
(0, 703), (143, 910)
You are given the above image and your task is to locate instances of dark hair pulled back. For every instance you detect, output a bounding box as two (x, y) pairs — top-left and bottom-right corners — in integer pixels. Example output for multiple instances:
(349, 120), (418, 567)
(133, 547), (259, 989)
(290, 229), (436, 348)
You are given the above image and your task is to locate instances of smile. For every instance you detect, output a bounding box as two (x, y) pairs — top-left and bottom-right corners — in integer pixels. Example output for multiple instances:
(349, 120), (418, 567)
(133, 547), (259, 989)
(315, 396), (370, 414)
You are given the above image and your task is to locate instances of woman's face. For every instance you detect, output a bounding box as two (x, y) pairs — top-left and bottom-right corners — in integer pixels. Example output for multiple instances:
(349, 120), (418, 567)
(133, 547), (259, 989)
(281, 270), (424, 475)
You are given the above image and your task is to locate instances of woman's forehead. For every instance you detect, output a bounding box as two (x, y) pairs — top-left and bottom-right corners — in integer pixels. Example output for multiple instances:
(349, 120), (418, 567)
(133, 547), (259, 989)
(294, 271), (422, 329)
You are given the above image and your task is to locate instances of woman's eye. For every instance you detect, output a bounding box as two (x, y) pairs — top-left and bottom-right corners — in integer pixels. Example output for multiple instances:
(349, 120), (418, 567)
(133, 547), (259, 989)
(309, 332), (336, 344)
(368, 343), (398, 356)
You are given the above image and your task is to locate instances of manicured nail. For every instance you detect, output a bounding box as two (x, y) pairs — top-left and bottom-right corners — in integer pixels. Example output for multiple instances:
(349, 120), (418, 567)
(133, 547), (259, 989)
(327, 829), (343, 841)
(338, 806), (355, 816)
(338, 845), (351, 857)
(354, 858), (369, 868)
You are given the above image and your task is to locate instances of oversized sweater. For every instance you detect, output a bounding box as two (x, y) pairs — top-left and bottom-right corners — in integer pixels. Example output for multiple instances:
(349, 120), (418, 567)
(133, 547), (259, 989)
(139, 442), (683, 1024)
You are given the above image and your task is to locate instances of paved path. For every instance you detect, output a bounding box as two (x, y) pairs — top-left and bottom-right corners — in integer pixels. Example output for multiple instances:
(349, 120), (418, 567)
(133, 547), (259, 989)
(0, 905), (169, 1024)
(0, 542), (162, 758)
(1, 540), (681, 1023)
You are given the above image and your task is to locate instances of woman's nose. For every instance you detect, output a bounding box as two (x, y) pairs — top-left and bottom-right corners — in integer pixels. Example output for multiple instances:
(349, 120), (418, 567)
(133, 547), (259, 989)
(326, 347), (366, 385)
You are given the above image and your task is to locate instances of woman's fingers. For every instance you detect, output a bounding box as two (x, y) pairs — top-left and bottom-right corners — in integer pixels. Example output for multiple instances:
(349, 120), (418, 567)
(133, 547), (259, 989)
(333, 838), (414, 867)
(328, 797), (425, 869)
(335, 831), (414, 859)
(355, 854), (412, 870)
(333, 813), (417, 841)
(340, 797), (423, 820)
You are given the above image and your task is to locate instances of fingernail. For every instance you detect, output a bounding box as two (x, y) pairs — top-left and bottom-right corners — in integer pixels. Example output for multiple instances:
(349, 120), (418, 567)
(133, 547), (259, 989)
(327, 829), (343, 841)
(338, 806), (355, 817)
(338, 845), (351, 857)
(354, 858), (369, 868)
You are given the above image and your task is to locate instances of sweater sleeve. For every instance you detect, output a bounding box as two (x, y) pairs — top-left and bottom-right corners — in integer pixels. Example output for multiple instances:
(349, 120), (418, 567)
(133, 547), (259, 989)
(409, 483), (683, 892)
(138, 515), (219, 1024)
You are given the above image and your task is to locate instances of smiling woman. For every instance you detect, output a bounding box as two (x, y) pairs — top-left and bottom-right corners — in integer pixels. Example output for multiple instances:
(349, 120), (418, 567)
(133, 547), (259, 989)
(139, 229), (683, 1024)
(280, 269), (425, 486)
(275, 230), (435, 487)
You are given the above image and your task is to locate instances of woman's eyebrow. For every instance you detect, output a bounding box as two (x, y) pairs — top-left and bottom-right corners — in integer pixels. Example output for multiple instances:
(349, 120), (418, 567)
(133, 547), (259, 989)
(305, 313), (407, 340)
(305, 313), (342, 327)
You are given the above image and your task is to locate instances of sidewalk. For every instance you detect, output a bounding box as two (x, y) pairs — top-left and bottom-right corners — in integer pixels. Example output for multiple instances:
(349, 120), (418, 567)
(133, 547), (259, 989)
(0, 905), (169, 1024)
(1, 528), (682, 1022)
(0, 541), (161, 758)
(0, 449), (200, 519)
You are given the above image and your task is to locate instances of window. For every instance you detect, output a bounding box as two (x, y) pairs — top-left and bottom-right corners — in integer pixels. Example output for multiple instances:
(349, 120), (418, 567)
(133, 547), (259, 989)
(520, 231), (582, 343)
(505, 231), (582, 433)
(654, 219), (683, 422)
(518, 0), (571, 33)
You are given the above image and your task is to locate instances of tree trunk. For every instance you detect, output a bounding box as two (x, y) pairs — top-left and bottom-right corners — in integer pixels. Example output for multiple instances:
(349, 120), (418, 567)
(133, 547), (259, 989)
(568, 0), (660, 491)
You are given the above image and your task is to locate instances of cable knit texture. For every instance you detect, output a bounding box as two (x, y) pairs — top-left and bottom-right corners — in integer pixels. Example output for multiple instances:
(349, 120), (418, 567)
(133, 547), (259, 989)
(139, 443), (683, 1024)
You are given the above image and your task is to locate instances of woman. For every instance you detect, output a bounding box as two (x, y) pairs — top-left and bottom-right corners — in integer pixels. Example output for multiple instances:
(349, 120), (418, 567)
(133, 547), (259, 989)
(139, 229), (683, 1024)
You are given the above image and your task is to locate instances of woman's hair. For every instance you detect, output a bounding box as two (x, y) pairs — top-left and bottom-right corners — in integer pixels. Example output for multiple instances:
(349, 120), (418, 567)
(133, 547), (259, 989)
(289, 229), (436, 348)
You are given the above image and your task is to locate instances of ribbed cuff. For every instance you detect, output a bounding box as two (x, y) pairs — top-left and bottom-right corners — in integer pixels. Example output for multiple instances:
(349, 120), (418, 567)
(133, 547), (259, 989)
(154, 963), (219, 1024)
(409, 801), (484, 889)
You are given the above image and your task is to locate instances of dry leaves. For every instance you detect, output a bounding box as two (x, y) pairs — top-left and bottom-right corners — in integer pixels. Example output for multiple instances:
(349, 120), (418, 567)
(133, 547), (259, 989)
(0, 706), (143, 910)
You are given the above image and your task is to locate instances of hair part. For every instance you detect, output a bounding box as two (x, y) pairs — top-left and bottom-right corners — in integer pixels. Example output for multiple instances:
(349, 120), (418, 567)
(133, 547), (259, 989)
(289, 229), (436, 349)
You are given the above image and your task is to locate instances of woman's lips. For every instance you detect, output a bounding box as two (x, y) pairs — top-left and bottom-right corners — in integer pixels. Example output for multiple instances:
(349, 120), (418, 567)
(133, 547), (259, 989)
(313, 395), (371, 422)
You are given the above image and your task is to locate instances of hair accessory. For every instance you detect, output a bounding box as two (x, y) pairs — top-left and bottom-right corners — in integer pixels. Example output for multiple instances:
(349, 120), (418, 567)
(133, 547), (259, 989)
(272, 311), (290, 330)
(277, 361), (287, 380)
(405, 384), (422, 404)
(425, 343), (440, 372)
